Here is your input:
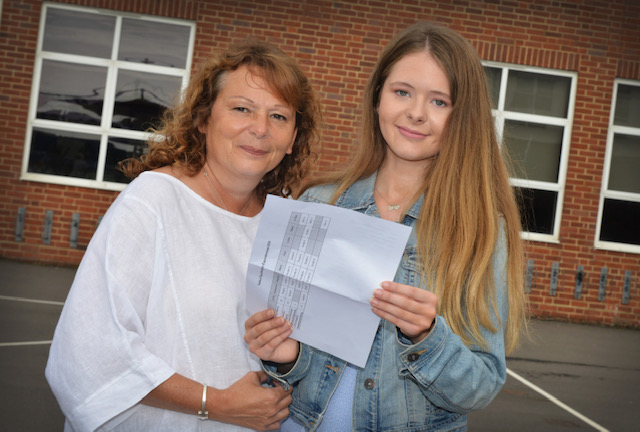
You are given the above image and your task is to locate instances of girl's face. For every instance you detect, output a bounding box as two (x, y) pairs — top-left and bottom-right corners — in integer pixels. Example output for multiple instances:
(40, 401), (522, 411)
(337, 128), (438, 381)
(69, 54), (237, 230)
(377, 50), (452, 169)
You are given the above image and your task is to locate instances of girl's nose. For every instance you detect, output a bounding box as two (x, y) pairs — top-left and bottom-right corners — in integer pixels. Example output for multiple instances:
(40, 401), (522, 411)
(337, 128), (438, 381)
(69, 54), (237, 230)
(406, 101), (426, 123)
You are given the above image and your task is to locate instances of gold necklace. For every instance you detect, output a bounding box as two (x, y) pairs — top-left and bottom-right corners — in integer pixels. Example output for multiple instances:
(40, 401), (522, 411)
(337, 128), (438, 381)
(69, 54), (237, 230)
(202, 163), (252, 215)
(374, 188), (402, 211)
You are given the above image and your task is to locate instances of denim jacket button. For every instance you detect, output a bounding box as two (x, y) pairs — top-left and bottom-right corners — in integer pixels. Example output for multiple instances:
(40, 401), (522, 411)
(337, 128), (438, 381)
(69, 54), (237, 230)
(364, 378), (375, 390)
(407, 352), (420, 362)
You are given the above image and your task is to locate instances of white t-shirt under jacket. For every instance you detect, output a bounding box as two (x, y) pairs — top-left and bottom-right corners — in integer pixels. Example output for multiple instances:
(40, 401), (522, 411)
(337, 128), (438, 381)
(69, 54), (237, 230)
(46, 172), (263, 431)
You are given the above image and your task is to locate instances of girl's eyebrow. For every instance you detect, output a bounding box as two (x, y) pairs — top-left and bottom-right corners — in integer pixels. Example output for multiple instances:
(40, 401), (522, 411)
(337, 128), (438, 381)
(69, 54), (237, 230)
(387, 80), (415, 89)
(387, 81), (451, 99)
(430, 90), (452, 100)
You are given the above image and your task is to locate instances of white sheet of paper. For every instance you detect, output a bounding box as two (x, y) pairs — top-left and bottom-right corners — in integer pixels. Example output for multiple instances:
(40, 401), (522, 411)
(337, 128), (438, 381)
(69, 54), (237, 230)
(246, 195), (411, 367)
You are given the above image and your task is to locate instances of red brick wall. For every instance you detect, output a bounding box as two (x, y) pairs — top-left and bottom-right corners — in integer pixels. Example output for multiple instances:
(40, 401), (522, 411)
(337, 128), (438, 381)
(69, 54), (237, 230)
(1, 0), (639, 326)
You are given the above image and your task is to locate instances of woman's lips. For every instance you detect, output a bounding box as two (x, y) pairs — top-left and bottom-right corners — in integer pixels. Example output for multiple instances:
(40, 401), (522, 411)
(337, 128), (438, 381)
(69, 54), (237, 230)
(241, 145), (268, 156)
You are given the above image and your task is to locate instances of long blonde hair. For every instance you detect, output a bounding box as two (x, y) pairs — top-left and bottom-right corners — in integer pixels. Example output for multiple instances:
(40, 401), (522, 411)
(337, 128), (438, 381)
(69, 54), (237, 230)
(302, 22), (526, 353)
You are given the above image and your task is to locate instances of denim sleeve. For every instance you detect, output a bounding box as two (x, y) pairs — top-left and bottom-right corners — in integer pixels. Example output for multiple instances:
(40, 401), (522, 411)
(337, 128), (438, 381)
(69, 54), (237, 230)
(396, 226), (510, 413)
(261, 341), (315, 391)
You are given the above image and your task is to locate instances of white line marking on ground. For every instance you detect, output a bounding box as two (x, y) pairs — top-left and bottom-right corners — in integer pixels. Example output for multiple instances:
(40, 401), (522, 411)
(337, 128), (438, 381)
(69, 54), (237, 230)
(0, 295), (64, 306)
(0, 340), (52, 347)
(507, 368), (609, 432)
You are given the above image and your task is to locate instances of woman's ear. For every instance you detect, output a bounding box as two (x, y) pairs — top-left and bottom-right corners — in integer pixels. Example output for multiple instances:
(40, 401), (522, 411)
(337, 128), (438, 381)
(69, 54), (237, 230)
(197, 120), (207, 135)
(286, 128), (298, 154)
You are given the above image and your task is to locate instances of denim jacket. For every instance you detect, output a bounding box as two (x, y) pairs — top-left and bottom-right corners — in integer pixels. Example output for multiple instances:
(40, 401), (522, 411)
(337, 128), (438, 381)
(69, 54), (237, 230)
(265, 173), (509, 432)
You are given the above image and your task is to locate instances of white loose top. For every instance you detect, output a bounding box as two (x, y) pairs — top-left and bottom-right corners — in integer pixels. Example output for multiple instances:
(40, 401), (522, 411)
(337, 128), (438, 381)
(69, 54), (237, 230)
(46, 172), (263, 431)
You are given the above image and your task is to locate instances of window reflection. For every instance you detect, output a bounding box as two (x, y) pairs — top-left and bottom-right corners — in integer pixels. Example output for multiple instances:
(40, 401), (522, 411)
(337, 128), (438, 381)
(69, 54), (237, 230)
(503, 120), (564, 182)
(37, 60), (106, 125)
(112, 70), (181, 131)
(28, 128), (99, 179)
(608, 134), (640, 193)
(118, 18), (191, 68)
(104, 137), (148, 183)
(614, 84), (640, 128)
(600, 199), (640, 246)
(516, 187), (557, 235)
(506, 71), (570, 118)
(484, 67), (501, 109)
(43, 8), (115, 58)
(28, 5), (193, 188)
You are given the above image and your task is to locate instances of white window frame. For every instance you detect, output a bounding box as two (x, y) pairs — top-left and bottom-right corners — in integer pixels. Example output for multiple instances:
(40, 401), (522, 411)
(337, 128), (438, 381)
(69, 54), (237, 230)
(484, 61), (578, 243)
(595, 78), (640, 254)
(21, 2), (195, 191)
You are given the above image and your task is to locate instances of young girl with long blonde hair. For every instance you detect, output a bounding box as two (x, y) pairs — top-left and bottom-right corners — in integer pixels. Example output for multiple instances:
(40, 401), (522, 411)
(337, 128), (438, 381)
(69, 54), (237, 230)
(246, 22), (527, 431)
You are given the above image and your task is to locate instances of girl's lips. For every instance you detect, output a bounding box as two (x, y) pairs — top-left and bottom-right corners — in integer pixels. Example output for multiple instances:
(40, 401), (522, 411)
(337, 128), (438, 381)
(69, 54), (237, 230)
(397, 126), (426, 139)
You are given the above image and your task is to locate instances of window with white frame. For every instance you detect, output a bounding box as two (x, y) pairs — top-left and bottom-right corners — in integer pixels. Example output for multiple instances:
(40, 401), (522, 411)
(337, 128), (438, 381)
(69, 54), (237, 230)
(484, 63), (577, 242)
(22, 4), (195, 190)
(595, 79), (640, 253)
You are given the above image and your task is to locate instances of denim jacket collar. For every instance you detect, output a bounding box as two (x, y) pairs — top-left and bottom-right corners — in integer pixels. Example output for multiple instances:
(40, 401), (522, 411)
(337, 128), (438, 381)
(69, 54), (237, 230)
(336, 172), (424, 221)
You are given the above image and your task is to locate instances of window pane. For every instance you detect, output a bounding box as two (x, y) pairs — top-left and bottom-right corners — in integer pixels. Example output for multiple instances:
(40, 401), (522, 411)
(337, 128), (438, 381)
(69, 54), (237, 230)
(37, 60), (106, 125)
(608, 133), (640, 193)
(504, 120), (563, 182)
(516, 187), (557, 234)
(104, 137), (147, 183)
(43, 8), (115, 58)
(28, 128), (99, 179)
(118, 18), (191, 68)
(112, 70), (181, 131)
(484, 66), (501, 109)
(600, 199), (640, 246)
(614, 84), (640, 128)
(505, 70), (571, 118)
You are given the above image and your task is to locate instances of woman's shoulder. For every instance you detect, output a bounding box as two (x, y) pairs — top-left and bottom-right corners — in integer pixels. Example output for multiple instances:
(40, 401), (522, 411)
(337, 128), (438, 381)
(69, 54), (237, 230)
(117, 171), (196, 210)
(124, 171), (177, 193)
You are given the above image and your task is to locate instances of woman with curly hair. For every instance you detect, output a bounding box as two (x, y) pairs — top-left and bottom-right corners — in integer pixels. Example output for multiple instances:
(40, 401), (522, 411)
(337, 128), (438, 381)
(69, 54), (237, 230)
(46, 40), (321, 431)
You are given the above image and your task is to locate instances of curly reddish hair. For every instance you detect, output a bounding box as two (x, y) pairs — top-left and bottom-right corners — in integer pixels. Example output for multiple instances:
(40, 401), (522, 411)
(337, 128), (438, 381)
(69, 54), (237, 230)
(121, 39), (321, 199)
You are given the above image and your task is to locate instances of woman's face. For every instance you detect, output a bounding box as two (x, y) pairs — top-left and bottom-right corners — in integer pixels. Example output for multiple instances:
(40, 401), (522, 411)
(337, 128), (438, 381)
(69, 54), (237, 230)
(200, 65), (297, 185)
(377, 50), (452, 169)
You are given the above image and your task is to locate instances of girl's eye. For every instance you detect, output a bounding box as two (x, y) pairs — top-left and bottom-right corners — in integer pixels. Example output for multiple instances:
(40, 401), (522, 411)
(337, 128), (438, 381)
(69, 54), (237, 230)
(433, 99), (448, 107)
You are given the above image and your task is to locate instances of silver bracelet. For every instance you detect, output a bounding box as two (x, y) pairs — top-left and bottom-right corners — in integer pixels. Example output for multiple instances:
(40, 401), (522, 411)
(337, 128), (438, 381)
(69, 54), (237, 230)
(197, 384), (208, 421)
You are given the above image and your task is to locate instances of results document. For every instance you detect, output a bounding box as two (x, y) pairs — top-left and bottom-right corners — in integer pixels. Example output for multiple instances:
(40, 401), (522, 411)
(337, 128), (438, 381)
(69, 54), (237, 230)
(246, 195), (411, 367)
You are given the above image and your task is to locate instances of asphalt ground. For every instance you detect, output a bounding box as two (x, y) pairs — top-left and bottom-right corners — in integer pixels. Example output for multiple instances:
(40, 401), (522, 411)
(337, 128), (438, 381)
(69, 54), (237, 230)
(0, 257), (638, 431)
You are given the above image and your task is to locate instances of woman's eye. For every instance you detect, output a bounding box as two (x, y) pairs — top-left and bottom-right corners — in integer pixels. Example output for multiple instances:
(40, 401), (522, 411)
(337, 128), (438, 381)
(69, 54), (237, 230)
(433, 99), (448, 107)
(234, 107), (249, 113)
(395, 89), (409, 97)
(272, 113), (288, 121)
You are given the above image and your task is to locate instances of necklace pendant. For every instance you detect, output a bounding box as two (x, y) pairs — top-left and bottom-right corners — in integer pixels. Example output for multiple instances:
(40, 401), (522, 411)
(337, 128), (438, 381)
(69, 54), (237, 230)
(388, 204), (400, 211)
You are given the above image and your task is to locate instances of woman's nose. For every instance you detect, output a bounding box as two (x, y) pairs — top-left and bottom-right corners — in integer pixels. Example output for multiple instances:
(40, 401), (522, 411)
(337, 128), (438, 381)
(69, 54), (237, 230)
(250, 114), (269, 138)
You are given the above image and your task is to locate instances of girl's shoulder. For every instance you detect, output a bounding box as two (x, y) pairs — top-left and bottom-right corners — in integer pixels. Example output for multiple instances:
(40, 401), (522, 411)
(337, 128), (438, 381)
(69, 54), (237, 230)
(299, 183), (339, 204)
